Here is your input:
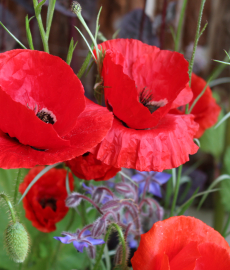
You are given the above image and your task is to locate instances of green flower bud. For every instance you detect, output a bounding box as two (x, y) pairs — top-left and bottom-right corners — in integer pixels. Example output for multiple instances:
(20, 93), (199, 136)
(4, 221), (29, 263)
(71, 1), (82, 15)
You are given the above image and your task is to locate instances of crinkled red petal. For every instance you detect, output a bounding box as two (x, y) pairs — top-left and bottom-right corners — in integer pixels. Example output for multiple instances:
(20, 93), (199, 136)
(0, 87), (69, 149)
(66, 152), (121, 181)
(91, 114), (199, 172)
(102, 49), (189, 130)
(189, 73), (221, 138)
(0, 49), (85, 137)
(19, 166), (74, 233)
(131, 216), (230, 270)
(171, 83), (193, 109)
(98, 39), (160, 79)
(0, 99), (113, 168)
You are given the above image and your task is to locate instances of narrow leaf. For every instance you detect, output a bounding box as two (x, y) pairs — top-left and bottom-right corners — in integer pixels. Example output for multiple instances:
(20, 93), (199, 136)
(18, 163), (61, 204)
(25, 15), (34, 50)
(0, 22), (27, 49)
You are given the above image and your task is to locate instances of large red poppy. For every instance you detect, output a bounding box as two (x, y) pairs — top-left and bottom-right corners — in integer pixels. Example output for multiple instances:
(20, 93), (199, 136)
(131, 216), (230, 270)
(0, 50), (113, 168)
(66, 152), (121, 181)
(188, 73), (221, 138)
(91, 39), (199, 172)
(19, 166), (74, 233)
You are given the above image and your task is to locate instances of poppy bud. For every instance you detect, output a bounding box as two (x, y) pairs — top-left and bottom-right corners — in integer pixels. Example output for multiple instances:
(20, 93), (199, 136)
(71, 1), (82, 15)
(4, 221), (29, 263)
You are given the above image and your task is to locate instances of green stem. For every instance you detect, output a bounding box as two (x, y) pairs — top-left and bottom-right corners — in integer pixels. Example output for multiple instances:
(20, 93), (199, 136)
(222, 212), (230, 237)
(175, 0), (188, 52)
(213, 189), (225, 233)
(170, 165), (183, 217)
(14, 169), (23, 205)
(46, 0), (56, 42)
(188, 0), (206, 87)
(0, 193), (16, 223)
(50, 209), (76, 267)
(77, 43), (94, 79)
(32, 0), (49, 53)
(93, 223), (126, 270)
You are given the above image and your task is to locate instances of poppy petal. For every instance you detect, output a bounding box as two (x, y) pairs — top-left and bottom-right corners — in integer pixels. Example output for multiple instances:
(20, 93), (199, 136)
(102, 48), (189, 130)
(0, 49), (85, 137)
(91, 114), (199, 172)
(189, 73), (221, 138)
(98, 39), (160, 78)
(131, 216), (230, 270)
(0, 99), (113, 168)
(66, 153), (121, 181)
(195, 242), (230, 270)
(0, 87), (69, 149)
(171, 83), (193, 109)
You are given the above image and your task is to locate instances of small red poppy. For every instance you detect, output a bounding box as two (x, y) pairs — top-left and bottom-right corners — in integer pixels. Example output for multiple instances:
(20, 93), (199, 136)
(19, 166), (74, 233)
(188, 73), (221, 138)
(66, 152), (121, 181)
(91, 39), (199, 171)
(131, 216), (230, 270)
(0, 50), (113, 168)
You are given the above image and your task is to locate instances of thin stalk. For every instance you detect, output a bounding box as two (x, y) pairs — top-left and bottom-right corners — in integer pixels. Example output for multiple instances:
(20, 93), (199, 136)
(32, 0), (49, 53)
(50, 209), (76, 267)
(222, 212), (230, 237)
(0, 193), (16, 223)
(14, 169), (23, 205)
(170, 165), (183, 217)
(77, 43), (94, 79)
(188, 0), (206, 87)
(46, 0), (56, 41)
(93, 223), (126, 270)
(175, 0), (188, 52)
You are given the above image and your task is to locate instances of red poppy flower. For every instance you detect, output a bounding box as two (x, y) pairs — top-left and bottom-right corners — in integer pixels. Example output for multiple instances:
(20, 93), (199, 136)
(66, 152), (121, 181)
(0, 50), (113, 168)
(91, 39), (199, 172)
(188, 73), (221, 138)
(131, 216), (230, 270)
(19, 166), (74, 233)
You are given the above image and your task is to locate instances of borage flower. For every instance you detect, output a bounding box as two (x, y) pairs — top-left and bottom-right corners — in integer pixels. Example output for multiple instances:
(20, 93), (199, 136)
(131, 216), (230, 270)
(132, 171), (171, 198)
(54, 228), (104, 257)
(91, 39), (199, 172)
(19, 166), (74, 233)
(66, 152), (121, 181)
(0, 50), (113, 168)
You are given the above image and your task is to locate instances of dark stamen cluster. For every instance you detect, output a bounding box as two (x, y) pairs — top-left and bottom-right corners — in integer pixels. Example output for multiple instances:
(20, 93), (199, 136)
(39, 198), (57, 212)
(36, 110), (55, 124)
(139, 88), (160, 114)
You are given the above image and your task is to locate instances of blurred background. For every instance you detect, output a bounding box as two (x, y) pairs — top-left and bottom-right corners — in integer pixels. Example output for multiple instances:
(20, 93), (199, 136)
(1, 0), (230, 235)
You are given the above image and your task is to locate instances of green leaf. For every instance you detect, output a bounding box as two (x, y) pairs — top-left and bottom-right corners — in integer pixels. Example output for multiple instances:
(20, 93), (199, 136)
(66, 38), (78, 65)
(35, 0), (46, 16)
(0, 22), (27, 49)
(25, 15), (35, 50)
(197, 174), (230, 210)
(199, 110), (226, 158)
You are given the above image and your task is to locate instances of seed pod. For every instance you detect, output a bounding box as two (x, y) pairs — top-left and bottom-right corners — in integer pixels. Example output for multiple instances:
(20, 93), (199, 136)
(4, 221), (29, 263)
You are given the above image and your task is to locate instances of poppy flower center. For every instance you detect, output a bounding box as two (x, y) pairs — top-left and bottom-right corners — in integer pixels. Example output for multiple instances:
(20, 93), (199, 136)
(39, 197), (57, 212)
(36, 108), (56, 124)
(139, 88), (168, 113)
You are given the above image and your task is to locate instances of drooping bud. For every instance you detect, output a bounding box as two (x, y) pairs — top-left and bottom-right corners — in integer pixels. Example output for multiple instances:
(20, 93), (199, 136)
(66, 192), (82, 208)
(114, 243), (130, 270)
(4, 222), (29, 263)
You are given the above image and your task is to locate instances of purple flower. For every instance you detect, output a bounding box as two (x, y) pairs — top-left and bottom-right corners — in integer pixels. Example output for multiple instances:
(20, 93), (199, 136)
(132, 171), (171, 198)
(54, 229), (104, 253)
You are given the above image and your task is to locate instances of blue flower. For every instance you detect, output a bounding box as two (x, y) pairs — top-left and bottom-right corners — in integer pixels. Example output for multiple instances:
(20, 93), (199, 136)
(132, 171), (171, 198)
(54, 229), (104, 253)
